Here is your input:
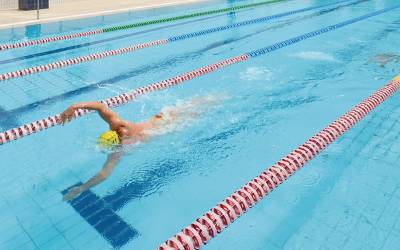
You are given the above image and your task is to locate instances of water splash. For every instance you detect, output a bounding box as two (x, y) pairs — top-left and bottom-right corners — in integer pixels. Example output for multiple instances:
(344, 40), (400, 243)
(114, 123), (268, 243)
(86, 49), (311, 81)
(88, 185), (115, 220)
(239, 66), (273, 81)
(144, 94), (226, 136)
(291, 51), (338, 62)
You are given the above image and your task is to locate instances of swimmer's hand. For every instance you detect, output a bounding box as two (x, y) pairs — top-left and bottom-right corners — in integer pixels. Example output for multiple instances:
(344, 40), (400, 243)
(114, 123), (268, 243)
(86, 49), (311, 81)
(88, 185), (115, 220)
(59, 105), (78, 125)
(59, 101), (119, 126)
(63, 186), (82, 201)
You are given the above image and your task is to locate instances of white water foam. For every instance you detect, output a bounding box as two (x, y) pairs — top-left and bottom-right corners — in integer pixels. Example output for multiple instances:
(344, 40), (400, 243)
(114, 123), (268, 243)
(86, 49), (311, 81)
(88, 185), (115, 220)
(144, 94), (226, 136)
(239, 66), (273, 81)
(291, 51), (338, 62)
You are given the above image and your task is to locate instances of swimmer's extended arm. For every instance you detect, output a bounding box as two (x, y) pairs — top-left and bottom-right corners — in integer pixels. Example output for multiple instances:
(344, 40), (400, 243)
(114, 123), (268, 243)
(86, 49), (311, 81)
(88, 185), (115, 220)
(63, 152), (122, 201)
(60, 101), (122, 126)
(79, 151), (122, 190)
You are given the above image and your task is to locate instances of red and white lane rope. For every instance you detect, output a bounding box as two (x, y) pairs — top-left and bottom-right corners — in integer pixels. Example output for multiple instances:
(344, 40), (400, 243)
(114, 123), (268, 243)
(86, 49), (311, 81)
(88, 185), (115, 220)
(0, 54), (248, 145)
(157, 76), (400, 250)
(0, 30), (103, 51)
(0, 39), (168, 81)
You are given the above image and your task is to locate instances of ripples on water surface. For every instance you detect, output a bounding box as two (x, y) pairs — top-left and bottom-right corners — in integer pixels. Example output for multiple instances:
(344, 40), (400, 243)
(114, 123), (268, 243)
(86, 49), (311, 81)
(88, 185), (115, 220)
(1, 0), (400, 249)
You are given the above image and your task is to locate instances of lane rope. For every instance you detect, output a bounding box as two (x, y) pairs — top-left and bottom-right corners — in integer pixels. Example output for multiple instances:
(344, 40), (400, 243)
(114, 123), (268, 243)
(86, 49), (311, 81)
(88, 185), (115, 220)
(0, 0), (362, 81)
(0, 0), (284, 51)
(0, 5), (398, 145)
(157, 76), (400, 249)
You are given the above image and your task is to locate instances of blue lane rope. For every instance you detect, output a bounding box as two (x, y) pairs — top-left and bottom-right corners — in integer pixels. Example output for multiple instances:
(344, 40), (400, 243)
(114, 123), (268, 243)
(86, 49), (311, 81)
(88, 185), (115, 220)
(247, 5), (400, 58)
(167, 0), (365, 42)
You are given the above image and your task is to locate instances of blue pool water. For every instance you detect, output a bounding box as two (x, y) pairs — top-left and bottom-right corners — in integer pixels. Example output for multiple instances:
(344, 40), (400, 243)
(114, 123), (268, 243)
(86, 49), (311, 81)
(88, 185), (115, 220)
(1, 0), (400, 249)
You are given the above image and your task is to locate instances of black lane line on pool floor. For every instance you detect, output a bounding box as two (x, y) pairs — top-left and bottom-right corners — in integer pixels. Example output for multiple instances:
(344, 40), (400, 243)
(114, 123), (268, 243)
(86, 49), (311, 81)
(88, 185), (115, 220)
(0, 106), (19, 129)
(2, 1), (361, 129)
(62, 183), (138, 248)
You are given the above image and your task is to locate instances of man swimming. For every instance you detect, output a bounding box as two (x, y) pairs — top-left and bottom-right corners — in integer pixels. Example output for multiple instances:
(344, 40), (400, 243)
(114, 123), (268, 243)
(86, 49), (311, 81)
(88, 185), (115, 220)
(60, 101), (173, 145)
(61, 95), (222, 200)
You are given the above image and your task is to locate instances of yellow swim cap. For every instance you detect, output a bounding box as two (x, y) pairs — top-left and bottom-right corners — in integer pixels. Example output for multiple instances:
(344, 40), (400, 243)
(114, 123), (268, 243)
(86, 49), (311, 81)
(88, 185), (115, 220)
(97, 130), (120, 149)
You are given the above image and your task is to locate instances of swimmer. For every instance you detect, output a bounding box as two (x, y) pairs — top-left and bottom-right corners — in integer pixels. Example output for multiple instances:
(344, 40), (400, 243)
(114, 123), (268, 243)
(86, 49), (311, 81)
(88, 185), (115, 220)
(61, 95), (222, 201)
(368, 53), (400, 67)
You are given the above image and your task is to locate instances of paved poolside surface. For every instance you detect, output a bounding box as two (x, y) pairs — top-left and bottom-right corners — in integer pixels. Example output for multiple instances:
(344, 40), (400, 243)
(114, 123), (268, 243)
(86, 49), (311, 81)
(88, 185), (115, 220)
(0, 0), (206, 29)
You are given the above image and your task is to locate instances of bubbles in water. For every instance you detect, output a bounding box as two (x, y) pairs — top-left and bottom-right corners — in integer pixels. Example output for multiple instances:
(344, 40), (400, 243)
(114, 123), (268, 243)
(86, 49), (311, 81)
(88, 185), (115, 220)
(97, 83), (130, 95)
(239, 66), (273, 81)
(291, 51), (338, 62)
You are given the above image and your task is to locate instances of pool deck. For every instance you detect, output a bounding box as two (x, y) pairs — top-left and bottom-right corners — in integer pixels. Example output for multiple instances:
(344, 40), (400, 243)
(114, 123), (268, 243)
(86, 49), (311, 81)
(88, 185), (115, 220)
(0, 0), (207, 29)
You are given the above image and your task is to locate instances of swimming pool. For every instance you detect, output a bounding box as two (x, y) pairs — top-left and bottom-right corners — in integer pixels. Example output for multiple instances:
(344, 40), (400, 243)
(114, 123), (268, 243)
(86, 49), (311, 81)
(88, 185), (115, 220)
(1, 0), (400, 249)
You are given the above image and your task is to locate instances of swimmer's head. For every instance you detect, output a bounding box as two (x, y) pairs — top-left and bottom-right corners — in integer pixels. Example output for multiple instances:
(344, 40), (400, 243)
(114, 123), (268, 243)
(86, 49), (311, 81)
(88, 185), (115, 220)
(97, 130), (120, 149)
